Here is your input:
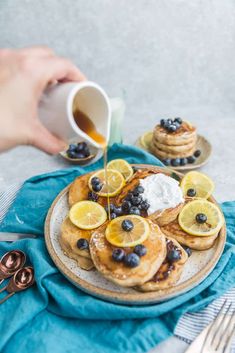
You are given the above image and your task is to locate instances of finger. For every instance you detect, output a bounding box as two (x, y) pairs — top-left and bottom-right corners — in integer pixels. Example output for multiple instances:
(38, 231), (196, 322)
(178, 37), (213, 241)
(18, 46), (55, 57)
(34, 56), (86, 92)
(29, 122), (67, 155)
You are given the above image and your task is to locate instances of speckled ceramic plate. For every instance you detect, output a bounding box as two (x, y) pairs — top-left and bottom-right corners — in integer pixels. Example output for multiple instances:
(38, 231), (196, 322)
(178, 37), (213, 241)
(136, 132), (212, 171)
(45, 165), (226, 305)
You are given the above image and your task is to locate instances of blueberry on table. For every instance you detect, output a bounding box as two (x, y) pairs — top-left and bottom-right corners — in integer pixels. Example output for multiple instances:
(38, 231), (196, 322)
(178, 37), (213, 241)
(88, 191), (99, 202)
(187, 156), (196, 164)
(92, 183), (103, 192)
(196, 213), (207, 224)
(134, 244), (147, 257)
(133, 185), (144, 195)
(180, 158), (187, 166)
(194, 150), (201, 158)
(77, 238), (89, 250)
(168, 124), (177, 132)
(167, 249), (181, 262)
(174, 117), (182, 124)
(112, 248), (125, 262)
(121, 200), (132, 213)
(183, 246), (192, 257)
(139, 200), (150, 211)
(124, 253), (140, 268)
(131, 196), (142, 206)
(125, 192), (133, 202)
(171, 158), (181, 167)
(162, 158), (171, 166)
(187, 188), (196, 197)
(129, 206), (141, 216)
(122, 219), (134, 232)
(114, 206), (123, 216)
(110, 212), (117, 219)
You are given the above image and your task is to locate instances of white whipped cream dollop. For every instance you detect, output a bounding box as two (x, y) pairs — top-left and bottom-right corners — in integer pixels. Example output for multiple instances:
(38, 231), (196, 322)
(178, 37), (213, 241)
(139, 173), (184, 215)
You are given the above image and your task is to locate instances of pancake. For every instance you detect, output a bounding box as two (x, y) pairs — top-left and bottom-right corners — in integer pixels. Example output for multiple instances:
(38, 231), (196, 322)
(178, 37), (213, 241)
(116, 168), (184, 226)
(59, 217), (94, 270)
(68, 171), (115, 208)
(90, 221), (166, 287)
(152, 138), (196, 154)
(161, 217), (219, 250)
(138, 237), (188, 291)
(150, 142), (195, 159)
(153, 121), (197, 146)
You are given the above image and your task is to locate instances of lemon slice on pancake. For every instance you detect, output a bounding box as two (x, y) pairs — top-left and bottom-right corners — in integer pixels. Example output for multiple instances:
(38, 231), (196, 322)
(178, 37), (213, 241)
(105, 215), (150, 247)
(180, 171), (215, 199)
(178, 199), (224, 236)
(107, 159), (133, 181)
(69, 201), (107, 230)
(88, 169), (125, 197)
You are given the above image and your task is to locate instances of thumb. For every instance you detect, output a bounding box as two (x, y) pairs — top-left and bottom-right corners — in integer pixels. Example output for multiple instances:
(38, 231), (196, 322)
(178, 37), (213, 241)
(29, 122), (67, 154)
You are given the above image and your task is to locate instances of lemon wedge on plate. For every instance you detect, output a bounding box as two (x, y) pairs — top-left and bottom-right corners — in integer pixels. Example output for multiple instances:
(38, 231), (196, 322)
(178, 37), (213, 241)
(107, 159), (133, 181)
(88, 169), (125, 197)
(69, 201), (107, 230)
(105, 215), (150, 247)
(180, 171), (215, 199)
(178, 199), (224, 236)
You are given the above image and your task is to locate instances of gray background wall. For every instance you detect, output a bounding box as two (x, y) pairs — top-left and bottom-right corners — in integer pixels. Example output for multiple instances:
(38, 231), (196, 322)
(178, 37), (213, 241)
(0, 0), (235, 201)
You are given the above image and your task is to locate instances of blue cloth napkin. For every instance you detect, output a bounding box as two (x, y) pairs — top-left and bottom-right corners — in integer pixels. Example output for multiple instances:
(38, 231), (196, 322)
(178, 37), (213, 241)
(0, 144), (234, 353)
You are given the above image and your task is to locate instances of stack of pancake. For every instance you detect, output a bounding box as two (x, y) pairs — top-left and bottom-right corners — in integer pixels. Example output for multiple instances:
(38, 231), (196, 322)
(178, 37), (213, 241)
(151, 119), (197, 160)
(59, 166), (222, 291)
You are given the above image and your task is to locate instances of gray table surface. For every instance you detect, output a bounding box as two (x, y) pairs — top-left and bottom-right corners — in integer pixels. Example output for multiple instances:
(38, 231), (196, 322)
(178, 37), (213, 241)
(1, 0), (235, 351)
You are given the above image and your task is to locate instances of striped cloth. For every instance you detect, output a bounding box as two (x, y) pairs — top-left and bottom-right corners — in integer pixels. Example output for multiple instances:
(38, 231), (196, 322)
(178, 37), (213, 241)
(0, 184), (234, 350)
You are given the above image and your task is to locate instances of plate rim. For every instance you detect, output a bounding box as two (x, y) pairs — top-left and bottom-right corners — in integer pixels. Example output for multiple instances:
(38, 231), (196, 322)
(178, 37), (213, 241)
(136, 133), (212, 171)
(44, 165), (226, 305)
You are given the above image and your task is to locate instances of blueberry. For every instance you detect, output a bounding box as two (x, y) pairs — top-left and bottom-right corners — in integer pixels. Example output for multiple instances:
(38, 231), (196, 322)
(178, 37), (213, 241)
(180, 158), (187, 166)
(187, 156), (196, 164)
(121, 200), (132, 213)
(110, 212), (117, 219)
(133, 185), (144, 195)
(187, 188), (196, 197)
(92, 183), (103, 192)
(171, 158), (181, 167)
(194, 150), (201, 158)
(76, 142), (88, 151)
(139, 200), (150, 211)
(196, 213), (207, 224)
(88, 191), (99, 202)
(105, 203), (115, 213)
(174, 117), (182, 124)
(160, 119), (166, 127)
(114, 206), (123, 216)
(77, 238), (89, 250)
(129, 206), (141, 216)
(67, 150), (78, 159)
(134, 244), (147, 257)
(168, 124), (177, 132)
(183, 246), (192, 257)
(162, 158), (171, 166)
(124, 253), (140, 268)
(122, 219), (134, 232)
(91, 177), (100, 186)
(167, 118), (173, 124)
(75, 152), (86, 159)
(125, 193), (133, 202)
(83, 146), (90, 157)
(112, 248), (125, 262)
(131, 196), (142, 206)
(167, 249), (181, 262)
(174, 122), (181, 130)
(67, 144), (77, 152)
(164, 120), (171, 129)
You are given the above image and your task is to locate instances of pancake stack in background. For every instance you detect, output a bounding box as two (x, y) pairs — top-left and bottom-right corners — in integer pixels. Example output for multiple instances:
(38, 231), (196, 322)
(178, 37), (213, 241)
(151, 118), (201, 167)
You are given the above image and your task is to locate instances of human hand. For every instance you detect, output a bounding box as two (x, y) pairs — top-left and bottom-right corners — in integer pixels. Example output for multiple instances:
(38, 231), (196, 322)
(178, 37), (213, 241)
(0, 46), (86, 154)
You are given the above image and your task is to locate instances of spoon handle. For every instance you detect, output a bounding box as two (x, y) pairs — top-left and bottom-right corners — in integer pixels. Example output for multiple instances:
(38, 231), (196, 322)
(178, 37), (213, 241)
(0, 279), (4, 285)
(0, 284), (8, 293)
(0, 292), (15, 304)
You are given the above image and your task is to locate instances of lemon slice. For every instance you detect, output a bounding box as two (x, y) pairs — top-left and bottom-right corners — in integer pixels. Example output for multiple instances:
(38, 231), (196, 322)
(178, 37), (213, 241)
(69, 201), (107, 230)
(181, 171), (215, 199)
(107, 159), (133, 181)
(140, 131), (153, 149)
(178, 199), (224, 236)
(88, 169), (125, 197)
(105, 215), (150, 247)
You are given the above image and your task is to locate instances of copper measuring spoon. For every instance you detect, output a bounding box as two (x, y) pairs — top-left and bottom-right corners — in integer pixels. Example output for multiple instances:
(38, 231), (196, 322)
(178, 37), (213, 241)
(0, 250), (26, 285)
(0, 266), (35, 304)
